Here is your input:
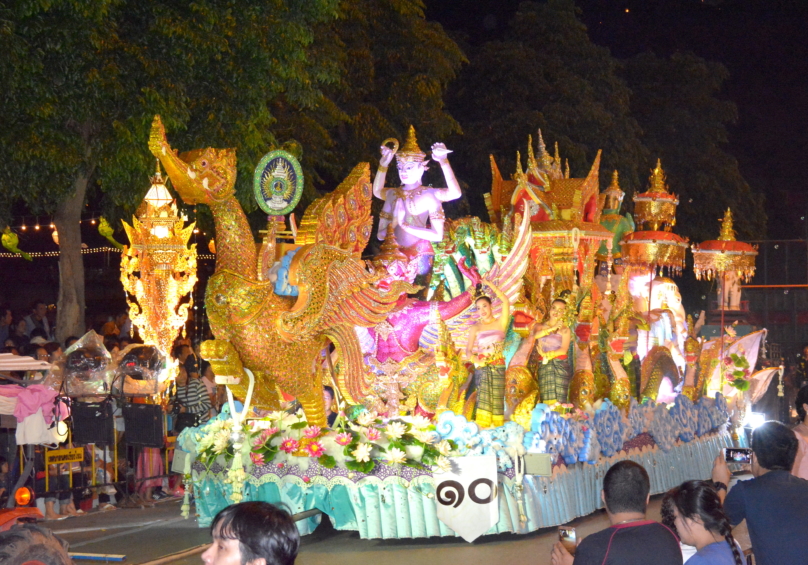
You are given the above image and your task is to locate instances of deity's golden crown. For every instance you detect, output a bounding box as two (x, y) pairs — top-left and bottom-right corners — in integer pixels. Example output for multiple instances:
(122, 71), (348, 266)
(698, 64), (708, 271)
(396, 125), (427, 163)
(603, 170), (625, 204)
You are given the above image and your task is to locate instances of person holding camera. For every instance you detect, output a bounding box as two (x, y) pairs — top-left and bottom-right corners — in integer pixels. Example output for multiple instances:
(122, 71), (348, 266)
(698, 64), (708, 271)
(551, 460), (682, 565)
(711, 420), (808, 565)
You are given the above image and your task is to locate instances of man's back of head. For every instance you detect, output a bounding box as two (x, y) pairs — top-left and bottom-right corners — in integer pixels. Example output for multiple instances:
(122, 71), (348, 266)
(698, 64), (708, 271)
(603, 460), (650, 515)
(752, 420), (798, 473)
(203, 502), (299, 565)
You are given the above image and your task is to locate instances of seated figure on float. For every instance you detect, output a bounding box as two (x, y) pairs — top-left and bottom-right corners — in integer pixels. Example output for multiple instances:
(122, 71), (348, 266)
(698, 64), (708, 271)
(528, 297), (573, 404)
(373, 126), (461, 277)
(459, 282), (510, 428)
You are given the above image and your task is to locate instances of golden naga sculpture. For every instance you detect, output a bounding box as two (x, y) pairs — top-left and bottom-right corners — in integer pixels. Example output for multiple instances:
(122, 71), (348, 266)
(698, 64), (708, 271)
(148, 116), (415, 426)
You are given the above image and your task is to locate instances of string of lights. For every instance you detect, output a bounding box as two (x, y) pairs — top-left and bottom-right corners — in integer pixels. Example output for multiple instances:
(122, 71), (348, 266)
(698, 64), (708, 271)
(5, 215), (209, 236)
(0, 247), (215, 260)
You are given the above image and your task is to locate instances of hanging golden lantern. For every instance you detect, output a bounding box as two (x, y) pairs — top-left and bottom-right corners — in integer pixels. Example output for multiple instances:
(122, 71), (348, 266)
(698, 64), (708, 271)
(120, 161), (197, 361)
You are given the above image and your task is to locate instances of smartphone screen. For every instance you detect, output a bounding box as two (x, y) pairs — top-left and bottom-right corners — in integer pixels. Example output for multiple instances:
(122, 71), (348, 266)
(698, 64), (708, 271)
(559, 526), (577, 555)
(724, 447), (752, 464)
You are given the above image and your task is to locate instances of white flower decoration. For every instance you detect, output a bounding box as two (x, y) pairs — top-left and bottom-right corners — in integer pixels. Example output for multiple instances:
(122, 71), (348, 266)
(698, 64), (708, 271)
(352, 442), (372, 463)
(356, 411), (378, 427)
(213, 430), (230, 453)
(385, 447), (407, 465)
(413, 429), (437, 444)
(265, 411), (285, 422)
(435, 456), (452, 473)
(409, 416), (432, 429)
(437, 439), (452, 456)
(385, 421), (407, 440)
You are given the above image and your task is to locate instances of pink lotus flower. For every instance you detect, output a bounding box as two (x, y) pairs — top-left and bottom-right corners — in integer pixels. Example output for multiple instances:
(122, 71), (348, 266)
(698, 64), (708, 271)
(304, 441), (326, 458)
(303, 425), (322, 438)
(335, 432), (353, 446)
(365, 428), (382, 442)
(723, 356), (733, 366)
(302, 476), (311, 483)
(266, 426), (279, 436)
(279, 437), (299, 453)
(277, 463), (284, 469)
(250, 452), (265, 465)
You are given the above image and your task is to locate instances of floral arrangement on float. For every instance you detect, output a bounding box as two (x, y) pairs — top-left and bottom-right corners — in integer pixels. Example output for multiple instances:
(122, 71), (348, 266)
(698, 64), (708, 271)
(187, 409), (456, 506)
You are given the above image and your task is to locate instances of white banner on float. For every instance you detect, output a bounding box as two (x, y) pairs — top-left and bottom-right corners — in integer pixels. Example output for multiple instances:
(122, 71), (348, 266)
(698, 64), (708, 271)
(434, 455), (499, 542)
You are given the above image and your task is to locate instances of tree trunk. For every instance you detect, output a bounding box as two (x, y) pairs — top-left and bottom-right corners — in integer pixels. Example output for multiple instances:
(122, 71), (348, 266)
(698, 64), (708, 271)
(53, 173), (88, 343)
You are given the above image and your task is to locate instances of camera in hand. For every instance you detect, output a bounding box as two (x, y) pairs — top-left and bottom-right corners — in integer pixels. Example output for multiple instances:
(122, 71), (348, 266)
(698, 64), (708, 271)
(559, 526), (577, 555)
(724, 447), (752, 464)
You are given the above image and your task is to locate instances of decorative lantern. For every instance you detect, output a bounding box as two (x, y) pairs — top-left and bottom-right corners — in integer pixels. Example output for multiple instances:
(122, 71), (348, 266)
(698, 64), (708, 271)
(120, 161), (197, 364)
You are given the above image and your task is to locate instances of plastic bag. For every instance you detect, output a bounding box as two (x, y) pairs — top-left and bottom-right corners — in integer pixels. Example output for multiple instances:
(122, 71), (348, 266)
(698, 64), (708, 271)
(112, 344), (167, 396)
(43, 331), (114, 397)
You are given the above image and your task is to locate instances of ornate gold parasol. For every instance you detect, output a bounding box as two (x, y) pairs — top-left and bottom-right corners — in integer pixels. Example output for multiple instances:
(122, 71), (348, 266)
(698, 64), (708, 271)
(691, 209), (757, 282)
(621, 160), (689, 275)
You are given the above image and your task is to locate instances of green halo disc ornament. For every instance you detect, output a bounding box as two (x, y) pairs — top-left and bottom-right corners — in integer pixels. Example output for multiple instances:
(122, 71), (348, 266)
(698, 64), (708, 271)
(253, 150), (304, 216)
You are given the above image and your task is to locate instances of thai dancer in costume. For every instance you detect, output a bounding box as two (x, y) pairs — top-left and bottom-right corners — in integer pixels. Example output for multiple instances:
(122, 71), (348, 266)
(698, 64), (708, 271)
(530, 298), (572, 403)
(460, 282), (510, 427)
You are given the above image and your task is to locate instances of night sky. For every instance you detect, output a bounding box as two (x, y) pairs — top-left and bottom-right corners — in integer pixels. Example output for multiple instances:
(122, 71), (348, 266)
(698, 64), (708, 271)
(426, 0), (808, 240)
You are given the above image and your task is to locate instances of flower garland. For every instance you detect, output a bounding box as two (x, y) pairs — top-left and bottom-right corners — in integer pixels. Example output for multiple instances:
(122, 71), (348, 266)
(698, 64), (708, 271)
(724, 350), (751, 391)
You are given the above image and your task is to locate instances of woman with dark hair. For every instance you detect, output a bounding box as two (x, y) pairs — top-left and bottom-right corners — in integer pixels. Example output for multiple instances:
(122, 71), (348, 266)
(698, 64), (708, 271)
(460, 281), (510, 428)
(529, 298), (572, 403)
(668, 480), (744, 565)
(660, 491), (697, 562)
(792, 384), (808, 480)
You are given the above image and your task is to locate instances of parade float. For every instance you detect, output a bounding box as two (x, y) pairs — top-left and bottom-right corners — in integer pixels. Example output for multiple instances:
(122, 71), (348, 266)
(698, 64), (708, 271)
(134, 116), (773, 541)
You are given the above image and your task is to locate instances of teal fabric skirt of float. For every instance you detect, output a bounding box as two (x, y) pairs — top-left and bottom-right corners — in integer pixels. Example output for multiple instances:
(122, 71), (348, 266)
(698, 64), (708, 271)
(192, 432), (739, 538)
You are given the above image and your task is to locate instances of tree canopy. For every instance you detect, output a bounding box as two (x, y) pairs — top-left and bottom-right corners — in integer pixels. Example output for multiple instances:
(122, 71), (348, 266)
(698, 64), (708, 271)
(447, 0), (648, 216)
(622, 50), (766, 241)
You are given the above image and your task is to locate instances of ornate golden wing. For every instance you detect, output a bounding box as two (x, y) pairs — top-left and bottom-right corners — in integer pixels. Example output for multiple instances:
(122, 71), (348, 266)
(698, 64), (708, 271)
(295, 162), (374, 255)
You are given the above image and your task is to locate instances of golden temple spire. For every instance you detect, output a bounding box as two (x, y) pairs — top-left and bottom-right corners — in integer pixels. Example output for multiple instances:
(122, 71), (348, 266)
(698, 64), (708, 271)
(718, 208), (736, 241)
(564, 158), (570, 179)
(603, 170), (625, 207)
(537, 129), (553, 171)
(397, 125), (426, 163)
(648, 158), (670, 193)
(527, 135), (537, 171)
(376, 229), (408, 263)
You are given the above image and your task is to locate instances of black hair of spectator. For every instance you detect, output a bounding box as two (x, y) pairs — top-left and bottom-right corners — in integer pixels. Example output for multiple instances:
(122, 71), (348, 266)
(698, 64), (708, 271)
(602, 460), (650, 514)
(0, 346), (17, 355)
(29, 328), (48, 340)
(172, 344), (182, 360)
(752, 421), (798, 471)
(43, 342), (61, 356)
(0, 455), (6, 467)
(796, 385), (808, 423)
(323, 386), (334, 397)
(669, 480), (744, 565)
(0, 303), (10, 317)
(211, 501), (299, 565)
(30, 299), (47, 310)
(64, 336), (80, 348)
(21, 343), (41, 357)
(659, 490), (678, 537)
